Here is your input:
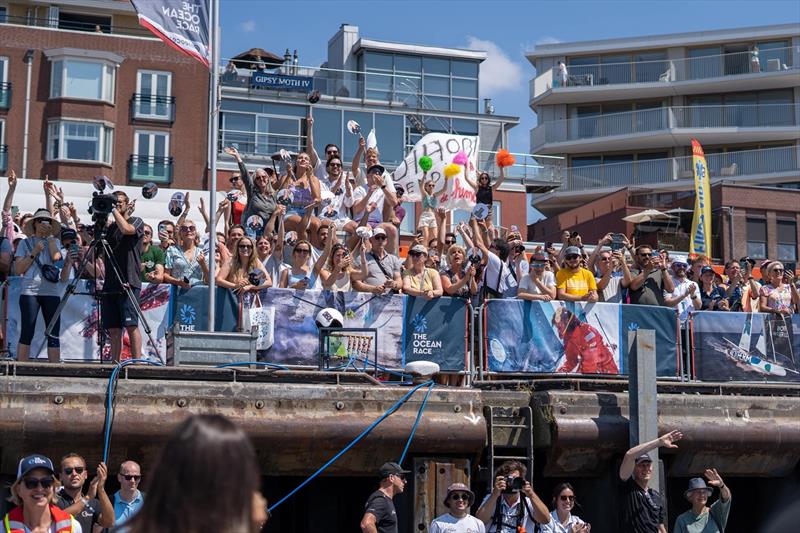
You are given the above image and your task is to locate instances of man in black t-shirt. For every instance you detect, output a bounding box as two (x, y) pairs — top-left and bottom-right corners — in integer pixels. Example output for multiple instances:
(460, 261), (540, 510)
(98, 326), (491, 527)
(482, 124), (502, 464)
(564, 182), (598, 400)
(360, 462), (409, 533)
(618, 429), (683, 533)
(100, 191), (144, 362)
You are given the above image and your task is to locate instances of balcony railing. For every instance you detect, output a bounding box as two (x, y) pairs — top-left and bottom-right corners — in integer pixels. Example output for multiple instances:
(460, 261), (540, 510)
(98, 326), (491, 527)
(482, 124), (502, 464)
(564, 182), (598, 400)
(1, 14), (154, 38)
(0, 82), (10, 110)
(130, 94), (176, 123)
(219, 128), (304, 158)
(554, 145), (799, 192)
(128, 155), (173, 184)
(533, 46), (798, 97)
(0, 145), (7, 173)
(532, 104), (798, 147)
(221, 64), (425, 106)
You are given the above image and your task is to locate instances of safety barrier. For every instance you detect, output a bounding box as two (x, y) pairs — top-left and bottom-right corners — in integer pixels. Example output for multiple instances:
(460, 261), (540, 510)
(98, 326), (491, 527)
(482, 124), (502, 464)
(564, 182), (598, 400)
(2, 276), (798, 383)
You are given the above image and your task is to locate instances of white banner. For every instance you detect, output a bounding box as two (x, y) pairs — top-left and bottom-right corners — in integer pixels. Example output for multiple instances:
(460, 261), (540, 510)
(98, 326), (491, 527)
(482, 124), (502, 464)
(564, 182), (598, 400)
(130, 0), (211, 67)
(3, 279), (170, 362)
(392, 133), (478, 211)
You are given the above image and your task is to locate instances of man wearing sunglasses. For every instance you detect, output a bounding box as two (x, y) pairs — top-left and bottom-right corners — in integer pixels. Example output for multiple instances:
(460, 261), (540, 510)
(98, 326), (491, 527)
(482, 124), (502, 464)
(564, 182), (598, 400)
(622, 245), (674, 306)
(360, 462), (409, 533)
(555, 246), (598, 302)
(56, 453), (114, 531)
(111, 460), (145, 529)
(353, 228), (403, 295)
(430, 482), (486, 533)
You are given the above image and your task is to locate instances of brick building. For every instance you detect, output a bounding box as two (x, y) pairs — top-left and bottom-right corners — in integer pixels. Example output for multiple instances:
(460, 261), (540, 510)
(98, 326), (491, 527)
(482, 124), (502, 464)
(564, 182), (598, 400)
(0, 1), (208, 188)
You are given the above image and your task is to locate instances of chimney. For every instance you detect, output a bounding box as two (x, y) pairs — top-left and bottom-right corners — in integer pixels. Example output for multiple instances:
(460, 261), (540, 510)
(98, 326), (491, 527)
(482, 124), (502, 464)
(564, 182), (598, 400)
(484, 98), (494, 115)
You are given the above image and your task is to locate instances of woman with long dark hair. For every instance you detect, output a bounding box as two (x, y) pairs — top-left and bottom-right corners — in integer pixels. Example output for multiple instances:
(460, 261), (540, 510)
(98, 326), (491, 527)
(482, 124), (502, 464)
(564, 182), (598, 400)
(125, 414), (268, 533)
(540, 483), (590, 533)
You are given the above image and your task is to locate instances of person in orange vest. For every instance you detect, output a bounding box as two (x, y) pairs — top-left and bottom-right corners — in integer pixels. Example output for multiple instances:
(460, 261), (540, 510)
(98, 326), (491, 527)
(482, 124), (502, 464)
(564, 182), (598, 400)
(4, 454), (82, 533)
(552, 307), (620, 374)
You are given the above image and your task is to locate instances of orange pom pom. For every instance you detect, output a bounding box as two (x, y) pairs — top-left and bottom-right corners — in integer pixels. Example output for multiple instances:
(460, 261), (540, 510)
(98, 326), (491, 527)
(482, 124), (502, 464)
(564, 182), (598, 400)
(495, 149), (516, 168)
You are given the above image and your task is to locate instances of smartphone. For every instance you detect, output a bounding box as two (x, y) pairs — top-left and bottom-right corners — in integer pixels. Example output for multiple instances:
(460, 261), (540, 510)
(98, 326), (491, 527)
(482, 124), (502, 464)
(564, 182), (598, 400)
(11, 206), (19, 216)
(545, 242), (553, 250)
(570, 231), (579, 238)
(650, 251), (660, 257)
(610, 233), (624, 251)
(784, 262), (796, 275)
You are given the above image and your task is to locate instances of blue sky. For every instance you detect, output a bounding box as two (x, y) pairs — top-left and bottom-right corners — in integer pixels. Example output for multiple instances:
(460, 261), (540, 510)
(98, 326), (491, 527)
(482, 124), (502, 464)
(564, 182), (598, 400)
(219, 0), (799, 220)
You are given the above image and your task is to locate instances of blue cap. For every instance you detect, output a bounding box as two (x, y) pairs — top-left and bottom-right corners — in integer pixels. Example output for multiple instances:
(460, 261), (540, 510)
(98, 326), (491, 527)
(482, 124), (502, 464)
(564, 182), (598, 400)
(17, 454), (55, 480)
(564, 246), (581, 257)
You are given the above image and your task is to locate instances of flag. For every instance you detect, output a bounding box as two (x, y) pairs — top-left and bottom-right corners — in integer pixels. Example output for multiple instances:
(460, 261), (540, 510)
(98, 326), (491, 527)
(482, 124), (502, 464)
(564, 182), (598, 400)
(690, 138), (712, 257)
(130, 0), (211, 67)
(392, 132), (478, 211)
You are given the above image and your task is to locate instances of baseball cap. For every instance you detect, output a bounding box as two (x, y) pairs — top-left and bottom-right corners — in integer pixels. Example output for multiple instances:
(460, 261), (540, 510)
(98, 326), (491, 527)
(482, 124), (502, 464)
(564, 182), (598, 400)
(444, 482), (475, 506)
(700, 266), (715, 275)
(563, 246), (581, 257)
(367, 164), (386, 176)
(60, 227), (78, 241)
(379, 462), (410, 479)
(17, 454), (55, 480)
(409, 244), (428, 255)
(372, 227), (387, 237)
(634, 453), (652, 465)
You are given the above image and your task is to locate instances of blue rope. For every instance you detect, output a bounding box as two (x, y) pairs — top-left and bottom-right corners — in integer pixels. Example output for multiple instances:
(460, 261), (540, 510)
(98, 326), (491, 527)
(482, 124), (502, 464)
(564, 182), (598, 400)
(216, 361), (289, 370)
(398, 381), (435, 465)
(268, 380), (434, 513)
(102, 358), (163, 464)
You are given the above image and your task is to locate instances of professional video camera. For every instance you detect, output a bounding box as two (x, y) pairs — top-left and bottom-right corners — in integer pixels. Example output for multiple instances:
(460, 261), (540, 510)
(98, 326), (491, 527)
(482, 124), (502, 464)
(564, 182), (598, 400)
(88, 192), (117, 226)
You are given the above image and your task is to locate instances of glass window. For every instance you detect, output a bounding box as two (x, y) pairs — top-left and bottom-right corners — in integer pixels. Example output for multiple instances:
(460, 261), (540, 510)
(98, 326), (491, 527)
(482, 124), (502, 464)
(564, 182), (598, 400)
(688, 46), (721, 80)
(634, 52), (667, 83)
(257, 116), (300, 154)
(424, 95), (450, 111)
(567, 55), (599, 83)
(756, 40), (790, 70)
(343, 111), (373, 163)
(47, 120), (112, 163)
(423, 57), (449, 75)
(451, 118), (478, 135)
(451, 60), (478, 78)
(399, 202), (417, 235)
(746, 218), (767, 258)
(58, 11), (111, 33)
(452, 78), (478, 98)
(313, 108), (342, 161)
(374, 114), (404, 167)
(451, 98), (478, 114)
(776, 220), (797, 261)
(135, 70), (172, 119)
(0, 7), (7, 23)
(364, 52), (393, 71)
(221, 112), (255, 154)
(50, 58), (115, 102)
(395, 55), (421, 74)
(759, 90), (794, 126)
(133, 131), (170, 183)
(600, 54), (631, 85)
(423, 75), (449, 95)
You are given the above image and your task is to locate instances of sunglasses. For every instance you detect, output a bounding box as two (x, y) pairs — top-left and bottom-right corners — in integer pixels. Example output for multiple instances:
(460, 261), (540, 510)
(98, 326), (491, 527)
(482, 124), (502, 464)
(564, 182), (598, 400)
(450, 493), (470, 502)
(180, 226), (196, 232)
(326, 150), (339, 155)
(560, 495), (575, 502)
(531, 262), (546, 268)
(598, 256), (611, 262)
(294, 248), (311, 254)
(445, 239), (456, 245)
(771, 268), (784, 274)
(373, 235), (387, 241)
(238, 244), (253, 250)
(23, 477), (54, 490)
(410, 251), (425, 258)
(229, 176), (241, 183)
(121, 474), (141, 481)
(143, 230), (152, 236)
(63, 467), (86, 476)
(565, 254), (580, 260)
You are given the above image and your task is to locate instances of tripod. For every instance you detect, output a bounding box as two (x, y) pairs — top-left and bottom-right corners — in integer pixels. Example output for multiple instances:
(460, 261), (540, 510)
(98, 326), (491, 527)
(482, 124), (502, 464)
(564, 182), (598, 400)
(45, 223), (157, 361)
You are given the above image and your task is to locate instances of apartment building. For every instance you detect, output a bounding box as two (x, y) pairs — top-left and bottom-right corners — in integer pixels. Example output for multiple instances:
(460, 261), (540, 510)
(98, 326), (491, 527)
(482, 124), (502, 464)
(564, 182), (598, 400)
(526, 24), (800, 261)
(217, 24), (558, 236)
(0, 0), (208, 188)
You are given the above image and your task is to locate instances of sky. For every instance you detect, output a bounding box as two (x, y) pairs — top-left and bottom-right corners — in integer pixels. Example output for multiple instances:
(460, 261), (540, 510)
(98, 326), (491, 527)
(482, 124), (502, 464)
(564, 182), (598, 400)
(219, 0), (800, 221)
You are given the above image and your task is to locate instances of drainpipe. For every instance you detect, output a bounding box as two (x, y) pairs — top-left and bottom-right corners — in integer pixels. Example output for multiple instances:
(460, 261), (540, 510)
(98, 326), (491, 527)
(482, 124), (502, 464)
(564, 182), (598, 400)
(21, 49), (35, 179)
(728, 206), (735, 262)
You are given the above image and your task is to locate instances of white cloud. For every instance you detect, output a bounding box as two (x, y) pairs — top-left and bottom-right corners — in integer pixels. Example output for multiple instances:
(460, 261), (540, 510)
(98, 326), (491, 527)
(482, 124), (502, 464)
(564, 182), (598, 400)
(466, 36), (524, 95)
(535, 36), (562, 45)
(241, 20), (256, 33)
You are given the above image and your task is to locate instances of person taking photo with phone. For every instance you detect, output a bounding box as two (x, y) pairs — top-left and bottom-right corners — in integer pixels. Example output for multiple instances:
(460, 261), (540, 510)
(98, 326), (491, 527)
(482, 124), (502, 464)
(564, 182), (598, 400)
(622, 245), (674, 306)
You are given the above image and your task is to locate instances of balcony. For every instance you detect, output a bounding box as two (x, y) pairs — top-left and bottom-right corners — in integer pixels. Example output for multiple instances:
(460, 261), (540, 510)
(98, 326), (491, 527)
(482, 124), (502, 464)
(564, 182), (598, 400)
(128, 155), (173, 184)
(554, 145), (799, 193)
(0, 82), (10, 110)
(130, 94), (176, 123)
(1, 14), (154, 39)
(0, 145), (7, 173)
(531, 104), (800, 154)
(530, 46), (799, 106)
(477, 151), (563, 193)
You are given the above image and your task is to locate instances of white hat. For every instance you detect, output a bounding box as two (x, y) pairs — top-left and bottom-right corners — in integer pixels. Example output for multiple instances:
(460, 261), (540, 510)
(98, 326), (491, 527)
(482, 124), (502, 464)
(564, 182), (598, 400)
(24, 208), (61, 237)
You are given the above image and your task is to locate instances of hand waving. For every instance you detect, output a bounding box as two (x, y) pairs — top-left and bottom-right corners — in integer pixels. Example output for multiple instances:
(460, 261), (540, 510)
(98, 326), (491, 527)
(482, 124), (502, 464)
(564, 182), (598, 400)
(658, 430), (683, 449)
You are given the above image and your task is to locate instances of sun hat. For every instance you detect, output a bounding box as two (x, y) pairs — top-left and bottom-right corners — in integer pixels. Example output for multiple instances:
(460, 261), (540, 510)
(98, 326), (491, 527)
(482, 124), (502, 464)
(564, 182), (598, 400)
(23, 208), (61, 237)
(684, 477), (713, 498)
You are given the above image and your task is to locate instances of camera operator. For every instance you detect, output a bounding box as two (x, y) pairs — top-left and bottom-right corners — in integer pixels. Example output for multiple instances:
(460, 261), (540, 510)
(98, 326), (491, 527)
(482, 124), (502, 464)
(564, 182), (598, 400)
(100, 191), (145, 362)
(475, 460), (550, 532)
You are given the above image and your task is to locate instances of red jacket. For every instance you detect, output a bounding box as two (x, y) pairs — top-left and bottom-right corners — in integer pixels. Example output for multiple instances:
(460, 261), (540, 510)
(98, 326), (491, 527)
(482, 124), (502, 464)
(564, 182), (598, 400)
(558, 322), (619, 374)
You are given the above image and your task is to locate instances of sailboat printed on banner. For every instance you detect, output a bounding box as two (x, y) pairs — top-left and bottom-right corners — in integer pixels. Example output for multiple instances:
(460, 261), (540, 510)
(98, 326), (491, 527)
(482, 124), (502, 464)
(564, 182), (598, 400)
(718, 313), (797, 377)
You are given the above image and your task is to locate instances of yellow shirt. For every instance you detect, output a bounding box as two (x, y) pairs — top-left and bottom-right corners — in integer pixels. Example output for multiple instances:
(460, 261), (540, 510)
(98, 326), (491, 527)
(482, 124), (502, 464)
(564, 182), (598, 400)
(556, 267), (597, 296)
(403, 268), (438, 292)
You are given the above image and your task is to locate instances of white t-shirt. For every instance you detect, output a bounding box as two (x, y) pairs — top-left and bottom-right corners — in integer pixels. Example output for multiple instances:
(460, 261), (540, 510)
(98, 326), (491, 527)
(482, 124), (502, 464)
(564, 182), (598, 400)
(669, 277), (700, 323)
(14, 237), (65, 297)
(429, 512), (486, 533)
(351, 173), (396, 225)
(598, 274), (624, 303)
(479, 251), (518, 297)
(539, 510), (585, 533)
(518, 270), (556, 295)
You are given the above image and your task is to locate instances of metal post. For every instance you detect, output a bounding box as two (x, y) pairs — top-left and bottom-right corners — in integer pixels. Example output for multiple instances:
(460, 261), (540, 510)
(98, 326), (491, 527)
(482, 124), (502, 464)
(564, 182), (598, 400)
(21, 50), (34, 179)
(627, 328), (660, 489)
(206, 0), (220, 331)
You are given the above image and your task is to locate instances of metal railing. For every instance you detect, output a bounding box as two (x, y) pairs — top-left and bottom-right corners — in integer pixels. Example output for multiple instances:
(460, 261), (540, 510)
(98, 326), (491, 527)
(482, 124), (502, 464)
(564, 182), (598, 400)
(555, 145), (799, 191)
(128, 155), (173, 184)
(477, 150), (563, 186)
(0, 82), (10, 109)
(0, 145), (7, 173)
(219, 128), (304, 157)
(533, 46), (797, 96)
(532, 104), (798, 147)
(0, 14), (154, 38)
(130, 94), (176, 123)
(221, 63), (429, 106)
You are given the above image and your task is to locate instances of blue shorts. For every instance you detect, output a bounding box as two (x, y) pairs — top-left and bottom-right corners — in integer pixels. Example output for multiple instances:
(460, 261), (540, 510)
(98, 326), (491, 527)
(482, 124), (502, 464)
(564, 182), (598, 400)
(101, 287), (141, 329)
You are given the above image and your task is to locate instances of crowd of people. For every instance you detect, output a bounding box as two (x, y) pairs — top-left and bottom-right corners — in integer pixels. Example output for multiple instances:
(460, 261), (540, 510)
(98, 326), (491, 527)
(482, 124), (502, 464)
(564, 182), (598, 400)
(1, 115), (798, 362)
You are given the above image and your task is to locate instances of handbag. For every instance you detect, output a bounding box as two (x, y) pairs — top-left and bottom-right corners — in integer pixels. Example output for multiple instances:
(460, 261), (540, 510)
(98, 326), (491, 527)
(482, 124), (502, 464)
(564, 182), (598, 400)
(240, 294), (274, 350)
(26, 239), (61, 283)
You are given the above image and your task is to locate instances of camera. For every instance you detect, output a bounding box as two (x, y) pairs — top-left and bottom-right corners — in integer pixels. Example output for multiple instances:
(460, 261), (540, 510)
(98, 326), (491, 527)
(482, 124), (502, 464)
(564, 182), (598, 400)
(502, 476), (524, 494)
(248, 271), (261, 286)
(515, 244), (526, 254)
(468, 254), (481, 265)
(90, 193), (117, 216)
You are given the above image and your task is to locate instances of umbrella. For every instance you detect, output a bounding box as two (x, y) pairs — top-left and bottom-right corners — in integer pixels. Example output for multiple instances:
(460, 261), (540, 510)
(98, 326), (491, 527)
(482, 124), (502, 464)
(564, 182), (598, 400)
(229, 48), (283, 70)
(622, 209), (676, 223)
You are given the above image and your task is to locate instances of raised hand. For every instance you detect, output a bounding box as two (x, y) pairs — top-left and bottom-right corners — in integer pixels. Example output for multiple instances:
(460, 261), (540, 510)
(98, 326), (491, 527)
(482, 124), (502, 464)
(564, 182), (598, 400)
(703, 468), (724, 488)
(658, 429), (683, 448)
(8, 169), (17, 188)
(223, 146), (241, 159)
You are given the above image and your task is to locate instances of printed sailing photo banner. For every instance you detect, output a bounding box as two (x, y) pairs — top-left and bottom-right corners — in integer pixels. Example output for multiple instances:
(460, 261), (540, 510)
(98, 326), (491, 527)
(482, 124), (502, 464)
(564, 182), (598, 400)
(691, 311), (800, 383)
(484, 300), (679, 376)
(392, 132), (478, 211)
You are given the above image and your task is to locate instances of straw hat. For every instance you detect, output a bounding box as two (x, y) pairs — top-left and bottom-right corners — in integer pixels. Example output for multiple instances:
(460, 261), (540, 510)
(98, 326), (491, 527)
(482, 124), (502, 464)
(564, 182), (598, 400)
(23, 208), (61, 237)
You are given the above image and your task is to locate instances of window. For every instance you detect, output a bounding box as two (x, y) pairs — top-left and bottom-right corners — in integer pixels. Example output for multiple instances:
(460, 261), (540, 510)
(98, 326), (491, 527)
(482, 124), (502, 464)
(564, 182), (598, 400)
(132, 131), (171, 183)
(58, 11), (111, 33)
(0, 56), (8, 109)
(51, 59), (115, 102)
(746, 218), (767, 258)
(776, 220), (797, 261)
(0, 7), (7, 23)
(135, 70), (172, 120)
(399, 202), (417, 235)
(47, 120), (113, 164)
